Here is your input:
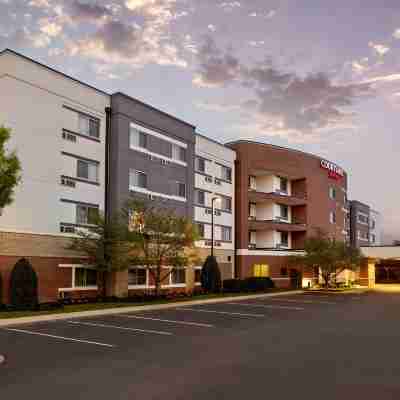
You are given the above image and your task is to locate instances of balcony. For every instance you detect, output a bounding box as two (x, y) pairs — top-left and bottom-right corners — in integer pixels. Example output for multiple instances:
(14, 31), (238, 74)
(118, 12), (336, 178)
(248, 190), (307, 207)
(248, 218), (307, 232)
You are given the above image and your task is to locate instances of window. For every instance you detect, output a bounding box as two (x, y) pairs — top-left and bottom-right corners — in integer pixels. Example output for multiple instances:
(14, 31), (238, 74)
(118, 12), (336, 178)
(358, 213), (369, 224)
(248, 175), (257, 190)
(221, 226), (232, 242)
(249, 202), (257, 218)
(279, 204), (289, 220)
(371, 219), (376, 229)
(76, 205), (98, 225)
(220, 165), (232, 182)
(280, 231), (289, 246)
(194, 269), (201, 283)
(358, 230), (369, 240)
(130, 170), (147, 189)
(77, 159), (98, 182)
(330, 211), (336, 224)
(130, 127), (147, 149)
(195, 189), (206, 205)
(280, 267), (288, 276)
(253, 264), (269, 277)
(175, 182), (186, 198)
(128, 268), (147, 286)
(248, 231), (256, 245)
(196, 157), (206, 173)
(75, 268), (97, 287)
(370, 233), (376, 243)
(279, 177), (288, 193)
(79, 114), (99, 139)
(220, 196), (232, 212)
(196, 223), (205, 238)
(329, 187), (336, 200)
(172, 144), (186, 162)
(171, 268), (186, 284)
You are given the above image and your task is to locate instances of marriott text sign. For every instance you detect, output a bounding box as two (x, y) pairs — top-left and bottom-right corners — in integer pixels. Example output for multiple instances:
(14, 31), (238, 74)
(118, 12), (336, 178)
(320, 159), (344, 180)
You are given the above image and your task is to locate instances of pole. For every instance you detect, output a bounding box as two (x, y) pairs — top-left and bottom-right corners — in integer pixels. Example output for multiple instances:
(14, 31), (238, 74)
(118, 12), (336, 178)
(211, 198), (214, 257)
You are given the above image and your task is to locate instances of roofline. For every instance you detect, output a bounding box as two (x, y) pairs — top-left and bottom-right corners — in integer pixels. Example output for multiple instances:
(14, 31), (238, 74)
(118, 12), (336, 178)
(196, 132), (237, 153)
(113, 92), (196, 129)
(0, 48), (110, 97)
(350, 200), (370, 208)
(225, 139), (347, 174)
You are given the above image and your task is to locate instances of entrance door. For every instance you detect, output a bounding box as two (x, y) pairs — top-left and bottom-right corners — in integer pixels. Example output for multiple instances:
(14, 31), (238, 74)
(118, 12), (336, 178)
(289, 269), (302, 289)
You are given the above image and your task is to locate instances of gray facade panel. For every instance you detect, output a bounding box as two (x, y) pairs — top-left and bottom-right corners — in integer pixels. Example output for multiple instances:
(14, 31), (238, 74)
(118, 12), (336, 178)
(109, 94), (195, 219)
(350, 200), (370, 248)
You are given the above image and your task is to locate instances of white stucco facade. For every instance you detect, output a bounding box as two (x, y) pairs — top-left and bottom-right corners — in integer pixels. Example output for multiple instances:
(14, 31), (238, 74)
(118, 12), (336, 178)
(0, 50), (109, 237)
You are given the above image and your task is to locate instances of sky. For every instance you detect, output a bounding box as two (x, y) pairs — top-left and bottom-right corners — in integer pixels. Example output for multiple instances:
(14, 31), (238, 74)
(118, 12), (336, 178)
(1, 0), (400, 243)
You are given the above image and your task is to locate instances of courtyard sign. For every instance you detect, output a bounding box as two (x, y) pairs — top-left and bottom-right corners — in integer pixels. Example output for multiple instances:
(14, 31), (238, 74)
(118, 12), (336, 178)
(320, 159), (344, 180)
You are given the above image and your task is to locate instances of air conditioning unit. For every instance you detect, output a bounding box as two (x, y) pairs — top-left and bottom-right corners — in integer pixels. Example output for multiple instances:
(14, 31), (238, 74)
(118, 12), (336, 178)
(60, 224), (75, 234)
(214, 210), (222, 216)
(148, 194), (156, 200)
(248, 243), (256, 249)
(62, 131), (77, 142)
(215, 241), (222, 247)
(205, 208), (213, 215)
(214, 178), (222, 185)
(161, 159), (169, 165)
(205, 176), (213, 183)
(61, 177), (76, 188)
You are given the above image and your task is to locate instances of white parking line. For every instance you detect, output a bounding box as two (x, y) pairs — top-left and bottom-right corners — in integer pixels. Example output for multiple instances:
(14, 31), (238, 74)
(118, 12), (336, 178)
(227, 302), (305, 311)
(4, 328), (115, 348)
(177, 308), (265, 318)
(118, 315), (214, 328)
(270, 298), (336, 305)
(67, 320), (173, 336)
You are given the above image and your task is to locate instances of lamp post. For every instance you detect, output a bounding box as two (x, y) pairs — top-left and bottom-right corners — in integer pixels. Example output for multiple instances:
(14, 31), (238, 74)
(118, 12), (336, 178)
(211, 196), (221, 257)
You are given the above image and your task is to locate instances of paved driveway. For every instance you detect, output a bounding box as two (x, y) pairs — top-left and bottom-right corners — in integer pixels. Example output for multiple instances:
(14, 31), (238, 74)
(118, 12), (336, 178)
(1, 291), (399, 400)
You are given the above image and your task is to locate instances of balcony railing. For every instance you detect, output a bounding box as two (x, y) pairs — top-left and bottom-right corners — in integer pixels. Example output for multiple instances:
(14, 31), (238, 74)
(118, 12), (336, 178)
(248, 219), (307, 232)
(248, 190), (307, 206)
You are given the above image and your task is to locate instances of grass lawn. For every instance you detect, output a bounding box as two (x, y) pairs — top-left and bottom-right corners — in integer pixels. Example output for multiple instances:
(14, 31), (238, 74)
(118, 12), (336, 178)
(0, 288), (295, 320)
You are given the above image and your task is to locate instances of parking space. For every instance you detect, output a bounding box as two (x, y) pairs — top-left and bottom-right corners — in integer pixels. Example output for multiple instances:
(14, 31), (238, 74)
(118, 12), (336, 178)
(3, 291), (399, 399)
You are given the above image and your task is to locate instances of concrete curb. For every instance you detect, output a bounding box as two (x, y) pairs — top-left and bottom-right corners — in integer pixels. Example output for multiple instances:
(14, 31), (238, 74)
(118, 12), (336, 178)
(0, 290), (303, 327)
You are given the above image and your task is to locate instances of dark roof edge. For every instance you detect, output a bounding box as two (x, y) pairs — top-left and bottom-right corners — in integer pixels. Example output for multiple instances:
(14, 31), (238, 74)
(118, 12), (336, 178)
(0, 48), (110, 97)
(225, 139), (347, 174)
(113, 92), (196, 129)
(196, 132), (236, 152)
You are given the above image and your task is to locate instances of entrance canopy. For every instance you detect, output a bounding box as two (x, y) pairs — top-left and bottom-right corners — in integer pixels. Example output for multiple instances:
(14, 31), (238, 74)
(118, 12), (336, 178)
(361, 246), (400, 260)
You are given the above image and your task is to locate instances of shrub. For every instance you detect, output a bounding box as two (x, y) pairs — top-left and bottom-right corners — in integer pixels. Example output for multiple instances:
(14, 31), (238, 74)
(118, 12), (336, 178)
(223, 279), (243, 293)
(10, 258), (38, 310)
(242, 277), (275, 292)
(201, 256), (222, 293)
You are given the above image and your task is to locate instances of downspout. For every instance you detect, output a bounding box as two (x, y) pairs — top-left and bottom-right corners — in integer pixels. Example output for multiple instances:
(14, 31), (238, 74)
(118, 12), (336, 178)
(105, 106), (112, 223)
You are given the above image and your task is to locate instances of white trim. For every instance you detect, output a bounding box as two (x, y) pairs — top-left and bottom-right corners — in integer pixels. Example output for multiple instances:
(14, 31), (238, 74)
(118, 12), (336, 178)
(130, 121), (187, 149)
(271, 277), (291, 280)
(163, 283), (186, 288)
(129, 144), (187, 167)
(237, 249), (305, 256)
(58, 264), (94, 268)
(129, 185), (187, 203)
(58, 286), (98, 292)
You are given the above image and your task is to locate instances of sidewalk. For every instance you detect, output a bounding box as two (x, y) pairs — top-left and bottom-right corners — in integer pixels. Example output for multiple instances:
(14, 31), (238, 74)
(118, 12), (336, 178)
(0, 290), (303, 327)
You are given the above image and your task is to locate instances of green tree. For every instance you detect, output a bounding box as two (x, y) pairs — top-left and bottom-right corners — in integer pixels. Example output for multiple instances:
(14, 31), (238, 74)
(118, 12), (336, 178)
(0, 126), (21, 209)
(126, 201), (199, 297)
(201, 255), (222, 293)
(291, 231), (362, 287)
(68, 213), (132, 297)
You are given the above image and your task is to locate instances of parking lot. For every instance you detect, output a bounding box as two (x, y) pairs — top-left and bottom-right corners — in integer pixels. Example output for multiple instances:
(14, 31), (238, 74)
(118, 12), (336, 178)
(1, 290), (400, 399)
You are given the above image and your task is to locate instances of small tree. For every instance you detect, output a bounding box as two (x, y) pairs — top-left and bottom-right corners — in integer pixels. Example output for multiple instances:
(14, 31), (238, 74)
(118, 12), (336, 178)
(68, 213), (131, 297)
(0, 126), (21, 209)
(10, 258), (38, 309)
(291, 231), (362, 287)
(126, 201), (199, 297)
(201, 255), (222, 293)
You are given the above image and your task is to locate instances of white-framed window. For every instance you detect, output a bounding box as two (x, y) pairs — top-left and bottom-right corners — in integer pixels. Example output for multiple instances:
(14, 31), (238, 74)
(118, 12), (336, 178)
(370, 219), (376, 229)
(279, 177), (288, 193)
(220, 196), (232, 212)
(195, 157), (206, 173)
(128, 268), (147, 286)
(221, 226), (232, 242)
(172, 144), (186, 162)
(79, 114), (100, 139)
(77, 159), (99, 182)
(249, 202), (257, 218)
(175, 182), (186, 198)
(330, 211), (336, 224)
(76, 204), (99, 225)
(279, 204), (289, 220)
(220, 165), (232, 182)
(74, 267), (97, 288)
(171, 268), (186, 284)
(196, 223), (205, 238)
(248, 175), (257, 190)
(130, 127), (147, 149)
(280, 231), (289, 246)
(195, 189), (206, 205)
(358, 230), (369, 240)
(329, 186), (336, 200)
(130, 170), (147, 189)
(358, 213), (369, 225)
(370, 233), (376, 243)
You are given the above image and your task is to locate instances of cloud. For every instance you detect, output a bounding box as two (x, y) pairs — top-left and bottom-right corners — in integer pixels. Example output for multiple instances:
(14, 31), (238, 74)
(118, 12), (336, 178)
(368, 41), (390, 56)
(68, 0), (112, 22)
(208, 24), (216, 32)
(219, 2), (241, 11)
(361, 73), (400, 84)
(194, 37), (372, 140)
(393, 28), (400, 39)
(248, 40), (265, 47)
(38, 18), (63, 37)
(193, 36), (241, 87)
(249, 10), (276, 18)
